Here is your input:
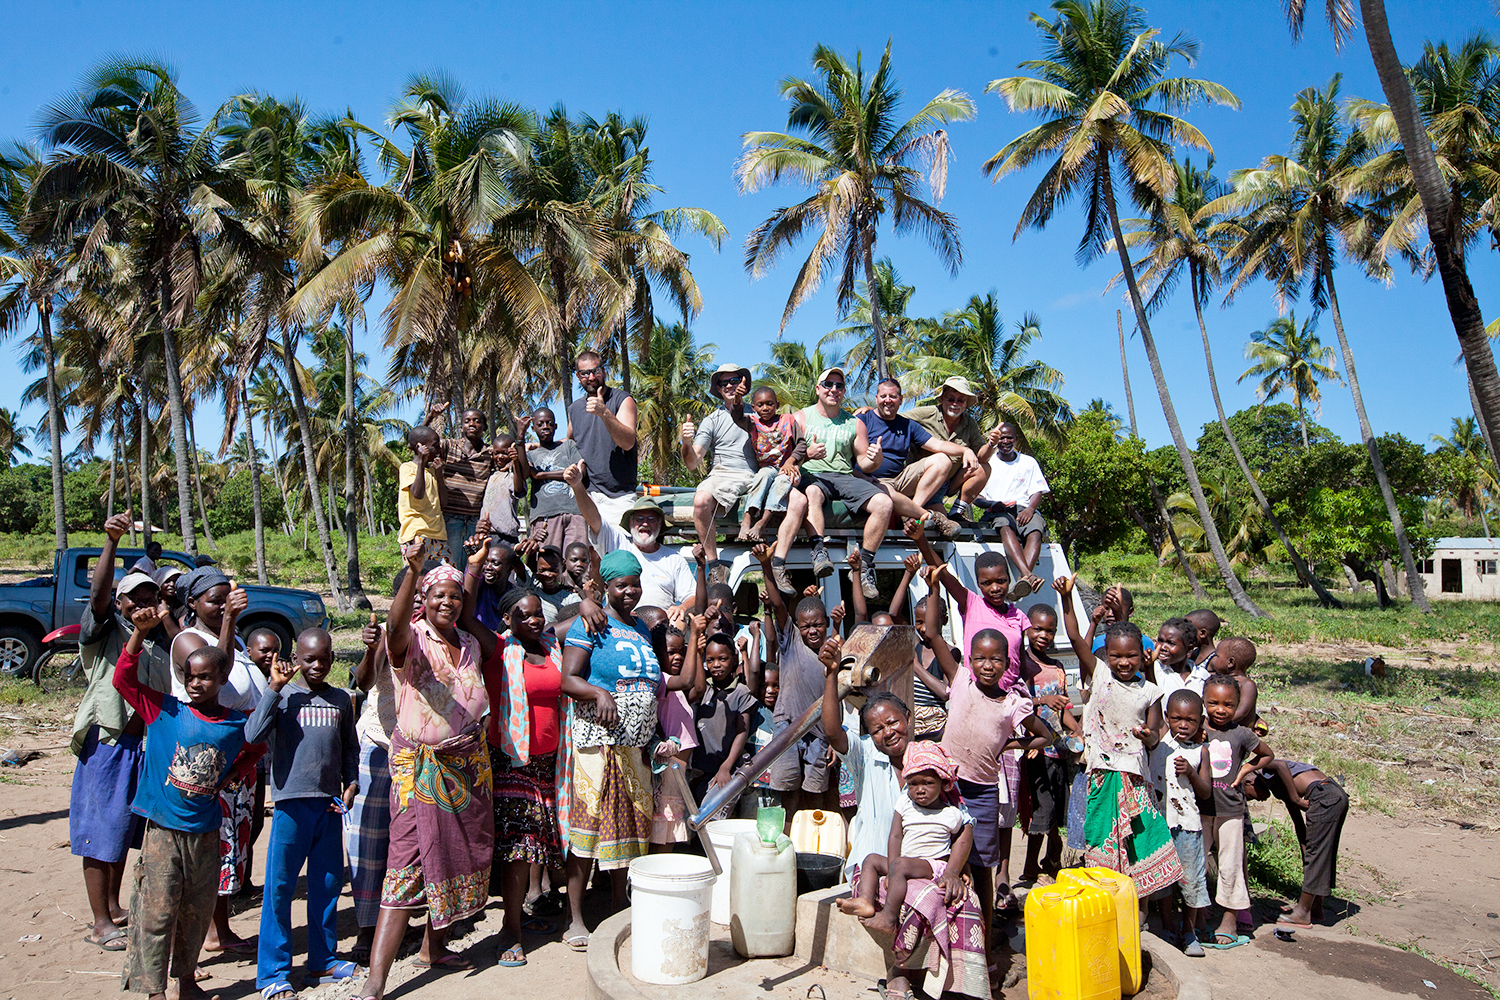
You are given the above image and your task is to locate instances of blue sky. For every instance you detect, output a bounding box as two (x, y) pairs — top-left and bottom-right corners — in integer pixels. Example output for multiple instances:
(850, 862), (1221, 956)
(0, 0), (1492, 458)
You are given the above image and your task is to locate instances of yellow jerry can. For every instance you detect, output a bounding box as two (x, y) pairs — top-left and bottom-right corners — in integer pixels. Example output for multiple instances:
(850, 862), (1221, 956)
(1057, 866), (1142, 994)
(788, 809), (848, 858)
(1024, 880), (1121, 1000)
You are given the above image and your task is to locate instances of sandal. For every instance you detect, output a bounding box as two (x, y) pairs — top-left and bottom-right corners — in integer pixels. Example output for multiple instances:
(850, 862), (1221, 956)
(564, 931), (589, 952)
(86, 927), (128, 951)
(311, 960), (360, 984)
(412, 953), (475, 971)
(883, 989), (915, 1000)
(1204, 932), (1249, 950)
(496, 943), (527, 968)
(260, 984), (297, 1000)
(520, 915), (557, 934)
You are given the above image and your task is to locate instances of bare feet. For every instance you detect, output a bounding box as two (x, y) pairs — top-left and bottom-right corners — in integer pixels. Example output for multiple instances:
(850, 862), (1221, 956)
(737, 525), (763, 544)
(836, 897), (877, 918)
(861, 910), (898, 935)
(176, 980), (220, 1000)
(201, 933), (252, 954)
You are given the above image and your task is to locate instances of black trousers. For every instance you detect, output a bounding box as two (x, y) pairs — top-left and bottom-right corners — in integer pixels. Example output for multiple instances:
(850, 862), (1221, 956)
(1302, 779), (1349, 896)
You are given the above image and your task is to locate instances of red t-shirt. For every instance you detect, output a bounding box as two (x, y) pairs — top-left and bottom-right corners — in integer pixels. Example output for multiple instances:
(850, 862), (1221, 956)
(483, 649), (563, 757)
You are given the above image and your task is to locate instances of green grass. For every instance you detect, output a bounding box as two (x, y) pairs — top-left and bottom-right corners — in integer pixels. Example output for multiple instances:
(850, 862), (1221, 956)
(0, 528), (408, 597)
(1247, 818), (1305, 900)
(1072, 550), (1500, 649)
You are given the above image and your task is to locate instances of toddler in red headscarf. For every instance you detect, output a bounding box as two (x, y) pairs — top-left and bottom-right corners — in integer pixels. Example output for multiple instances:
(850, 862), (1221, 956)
(836, 740), (976, 934)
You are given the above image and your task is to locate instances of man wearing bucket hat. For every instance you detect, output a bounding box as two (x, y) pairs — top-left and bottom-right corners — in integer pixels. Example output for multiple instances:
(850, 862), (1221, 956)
(682, 363), (792, 574)
(904, 375), (997, 525)
(69, 513), (172, 953)
(567, 465), (704, 613)
(770, 366), (951, 600)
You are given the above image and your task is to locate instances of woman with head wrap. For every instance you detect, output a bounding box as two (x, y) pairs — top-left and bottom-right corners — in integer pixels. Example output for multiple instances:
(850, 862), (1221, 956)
(556, 549), (698, 951)
(819, 641), (991, 1000)
(169, 565), (271, 956)
(357, 539), (500, 999)
(476, 564), (574, 968)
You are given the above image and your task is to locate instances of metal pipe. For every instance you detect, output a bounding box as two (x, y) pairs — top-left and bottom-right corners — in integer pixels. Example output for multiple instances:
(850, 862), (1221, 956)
(665, 759), (721, 875)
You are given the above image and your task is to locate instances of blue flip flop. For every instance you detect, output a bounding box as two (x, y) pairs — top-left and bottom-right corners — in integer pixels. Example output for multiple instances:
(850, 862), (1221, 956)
(260, 983), (297, 1000)
(1204, 933), (1249, 950)
(312, 961), (361, 984)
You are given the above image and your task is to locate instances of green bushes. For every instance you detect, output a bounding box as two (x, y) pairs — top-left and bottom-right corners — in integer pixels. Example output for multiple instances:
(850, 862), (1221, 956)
(205, 472), (286, 537)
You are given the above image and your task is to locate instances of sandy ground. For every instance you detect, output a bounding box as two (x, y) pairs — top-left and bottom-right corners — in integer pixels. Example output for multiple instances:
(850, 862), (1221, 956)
(0, 724), (1494, 1000)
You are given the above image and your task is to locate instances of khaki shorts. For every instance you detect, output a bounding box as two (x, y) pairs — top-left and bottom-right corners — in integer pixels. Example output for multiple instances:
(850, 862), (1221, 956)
(881, 452), (953, 498)
(695, 469), (756, 512)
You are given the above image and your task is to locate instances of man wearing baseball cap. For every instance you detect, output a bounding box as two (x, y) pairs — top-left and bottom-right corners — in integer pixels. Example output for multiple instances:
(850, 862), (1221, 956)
(69, 513), (171, 953)
(904, 375), (997, 524)
(768, 366), (951, 601)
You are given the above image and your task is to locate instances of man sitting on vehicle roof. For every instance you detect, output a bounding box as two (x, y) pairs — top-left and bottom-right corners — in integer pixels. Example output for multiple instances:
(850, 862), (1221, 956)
(975, 421), (1051, 596)
(565, 463), (705, 613)
(767, 366), (959, 601)
(859, 377), (980, 528)
(904, 375), (998, 525)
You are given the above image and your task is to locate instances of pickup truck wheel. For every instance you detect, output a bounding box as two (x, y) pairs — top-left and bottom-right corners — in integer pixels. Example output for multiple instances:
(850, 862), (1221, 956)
(0, 627), (41, 678)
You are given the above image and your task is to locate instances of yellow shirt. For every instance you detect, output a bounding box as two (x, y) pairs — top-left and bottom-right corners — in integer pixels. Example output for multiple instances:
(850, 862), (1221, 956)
(398, 460), (445, 544)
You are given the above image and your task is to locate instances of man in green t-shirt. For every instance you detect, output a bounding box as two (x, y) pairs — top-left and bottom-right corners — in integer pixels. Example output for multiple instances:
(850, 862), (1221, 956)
(768, 367), (958, 600)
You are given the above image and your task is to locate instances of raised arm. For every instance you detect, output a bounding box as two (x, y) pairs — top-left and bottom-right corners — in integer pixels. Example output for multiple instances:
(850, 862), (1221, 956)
(1051, 574), (1098, 687)
(818, 634), (848, 755)
(886, 554), (920, 623)
(91, 513), (132, 620)
(667, 612), (708, 701)
(114, 606), (166, 723)
(902, 519), (968, 611)
(845, 550), (870, 623)
(595, 393), (639, 451)
(921, 566), (963, 683)
(751, 543), (789, 631)
(680, 417), (706, 472)
(460, 535), (500, 661)
(562, 460), (602, 535)
(386, 543), (427, 671)
(352, 615), (383, 691)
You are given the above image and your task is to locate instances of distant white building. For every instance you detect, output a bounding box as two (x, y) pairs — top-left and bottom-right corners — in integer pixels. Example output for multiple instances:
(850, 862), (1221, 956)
(1410, 537), (1500, 601)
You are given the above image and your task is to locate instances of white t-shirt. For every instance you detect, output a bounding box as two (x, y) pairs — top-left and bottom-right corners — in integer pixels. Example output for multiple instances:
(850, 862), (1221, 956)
(980, 451), (1050, 507)
(1147, 735), (1204, 831)
(1082, 671), (1160, 777)
(1154, 662), (1210, 709)
(169, 625), (269, 715)
(594, 522), (698, 610)
(895, 790), (970, 861)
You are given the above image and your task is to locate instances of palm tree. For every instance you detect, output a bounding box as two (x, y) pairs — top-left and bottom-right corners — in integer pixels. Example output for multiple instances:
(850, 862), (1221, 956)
(1214, 76), (1430, 611)
(0, 407), (32, 466)
(31, 58), (239, 556)
(1238, 312), (1341, 449)
(985, 0), (1264, 616)
(1117, 158), (1342, 607)
(632, 321), (716, 485)
(0, 145), (68, 548)
(1286, 0), (1500, 471)
(922, 296), (1073, 442)
(737, 41), (974, 381)
(1432, 414), (1496, 534)
(820, 257), (920, 395)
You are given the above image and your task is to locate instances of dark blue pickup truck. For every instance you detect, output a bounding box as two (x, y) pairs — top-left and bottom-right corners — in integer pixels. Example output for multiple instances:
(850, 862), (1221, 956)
(0, 546), (328, 679)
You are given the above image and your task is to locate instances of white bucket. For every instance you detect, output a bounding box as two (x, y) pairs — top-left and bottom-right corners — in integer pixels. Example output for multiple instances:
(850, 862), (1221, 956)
(704, 818), (758, 924)
(629, 854), (716, 985)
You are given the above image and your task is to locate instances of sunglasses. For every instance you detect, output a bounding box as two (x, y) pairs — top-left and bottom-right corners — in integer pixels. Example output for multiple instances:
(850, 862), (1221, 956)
(713, 374), (748, 389)
(576, 366), (603, 377)
(819, 380), (846, 390)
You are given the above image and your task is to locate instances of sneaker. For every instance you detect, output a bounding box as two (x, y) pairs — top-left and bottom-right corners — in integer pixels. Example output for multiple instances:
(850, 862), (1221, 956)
(770, 558), (796, 594)
(924, 509), (963, 540)
(811, 539), (835, 578)
(859, 560), (880, 600)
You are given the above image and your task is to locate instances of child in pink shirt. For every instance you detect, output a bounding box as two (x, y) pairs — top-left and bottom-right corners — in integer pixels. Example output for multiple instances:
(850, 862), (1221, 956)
(649, 615), (706, 848)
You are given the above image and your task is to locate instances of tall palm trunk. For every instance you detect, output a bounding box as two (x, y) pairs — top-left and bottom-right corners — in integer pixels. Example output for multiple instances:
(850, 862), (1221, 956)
(159, 311), (198, 555)
(266, 414), (293, 535)
(118, 407), (137, 545)
(1117, 310), (1139, 436)
(281, 328), (348, 610)
(1360, 0), (1500, 470)
(107, 440), (117, 519)
(1101, 154), (1266, 616)
(241, 384), (268, 585)
(862, 240), (890, 382)
(187, 416), (216, 550)
(1122, 309), (1207, 598)
(1189, 277), (1341, 608)
(343, 327), (366, 606)
(1296, 397), (1310, 450)
(1320, 263), (1431, 611)
(362, 454), (376, 534)
(38, 309), (67, 550)
(139, 399), (152, 545)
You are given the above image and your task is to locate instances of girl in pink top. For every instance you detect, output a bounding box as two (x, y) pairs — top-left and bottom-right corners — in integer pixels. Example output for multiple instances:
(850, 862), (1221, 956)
(649, 613), (707, 849)
(909, 527), (1030, 692)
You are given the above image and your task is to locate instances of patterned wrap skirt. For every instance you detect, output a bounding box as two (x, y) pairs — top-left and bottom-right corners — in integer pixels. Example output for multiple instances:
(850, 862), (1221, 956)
(1083, 768), (1184, 897)
(491, 745), (564, 869)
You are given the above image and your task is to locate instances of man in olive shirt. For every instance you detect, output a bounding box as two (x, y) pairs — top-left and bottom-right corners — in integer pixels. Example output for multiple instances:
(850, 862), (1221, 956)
(903, 375), (997, 523)
(422, 404), (495, 558)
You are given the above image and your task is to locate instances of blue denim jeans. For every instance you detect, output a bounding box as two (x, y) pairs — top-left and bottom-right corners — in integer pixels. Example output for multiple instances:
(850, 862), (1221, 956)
(446, 515), (480, 561)
(257, 798), (345, 987)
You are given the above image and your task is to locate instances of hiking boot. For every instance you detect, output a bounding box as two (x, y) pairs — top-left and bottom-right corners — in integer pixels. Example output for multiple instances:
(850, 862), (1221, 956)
(859, 560), (880, 600)
(770, 558), (796, 594)
(925, 509), (963, 540)
(811, 539), (835, 578)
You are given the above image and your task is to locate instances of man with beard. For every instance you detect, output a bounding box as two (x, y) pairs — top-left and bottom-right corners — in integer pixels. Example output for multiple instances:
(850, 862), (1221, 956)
(565, 464), (704, 613)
